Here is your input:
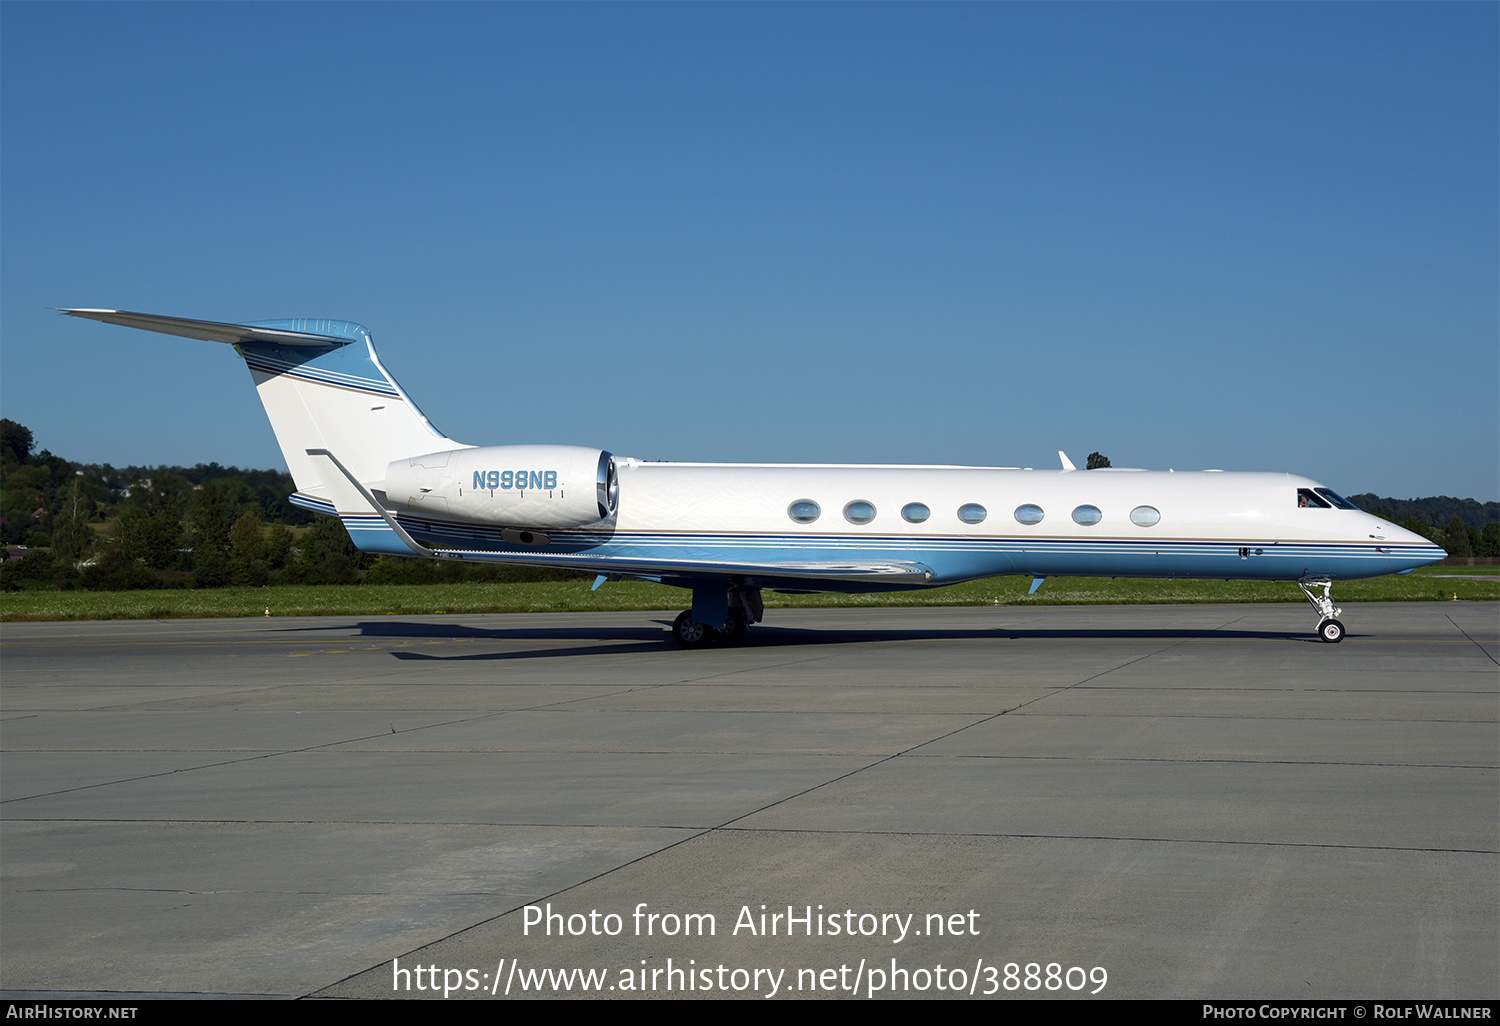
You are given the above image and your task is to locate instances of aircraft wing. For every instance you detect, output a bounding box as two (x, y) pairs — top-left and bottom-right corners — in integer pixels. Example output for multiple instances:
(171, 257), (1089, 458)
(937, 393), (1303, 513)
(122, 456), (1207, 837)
(433, 548), (937, 584)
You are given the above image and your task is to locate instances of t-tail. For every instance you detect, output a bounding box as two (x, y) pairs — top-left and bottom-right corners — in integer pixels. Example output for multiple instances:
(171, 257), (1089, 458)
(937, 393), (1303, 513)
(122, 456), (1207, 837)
(59, 309), (469, 518)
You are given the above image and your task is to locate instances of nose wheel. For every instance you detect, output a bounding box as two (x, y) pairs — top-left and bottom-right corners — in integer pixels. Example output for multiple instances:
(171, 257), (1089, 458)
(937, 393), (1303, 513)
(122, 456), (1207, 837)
(1317, 617), (1345, 644)
(1298, 577), (1345, 643)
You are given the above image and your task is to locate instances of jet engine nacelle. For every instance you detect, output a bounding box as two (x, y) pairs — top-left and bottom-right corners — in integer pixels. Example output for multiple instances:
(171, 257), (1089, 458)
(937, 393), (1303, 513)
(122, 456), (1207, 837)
(384, 445), (617, 529)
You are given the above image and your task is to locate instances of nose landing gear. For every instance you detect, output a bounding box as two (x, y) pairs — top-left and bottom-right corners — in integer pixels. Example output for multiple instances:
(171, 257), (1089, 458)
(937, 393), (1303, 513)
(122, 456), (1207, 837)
(1298, 577), (1345, 643)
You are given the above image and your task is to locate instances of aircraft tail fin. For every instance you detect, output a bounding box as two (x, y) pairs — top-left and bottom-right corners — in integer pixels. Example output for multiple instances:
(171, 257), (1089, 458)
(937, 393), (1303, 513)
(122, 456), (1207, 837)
(61, 309), (467, 505)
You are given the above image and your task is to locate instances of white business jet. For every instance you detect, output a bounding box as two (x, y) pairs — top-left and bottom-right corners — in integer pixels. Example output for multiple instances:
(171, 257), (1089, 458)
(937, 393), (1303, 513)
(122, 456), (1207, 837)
(63, 310), (1445, 646)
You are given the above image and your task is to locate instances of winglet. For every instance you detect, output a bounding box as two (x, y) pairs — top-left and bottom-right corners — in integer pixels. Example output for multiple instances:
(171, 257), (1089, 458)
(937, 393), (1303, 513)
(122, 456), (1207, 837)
(1058, 451), (1076, 472)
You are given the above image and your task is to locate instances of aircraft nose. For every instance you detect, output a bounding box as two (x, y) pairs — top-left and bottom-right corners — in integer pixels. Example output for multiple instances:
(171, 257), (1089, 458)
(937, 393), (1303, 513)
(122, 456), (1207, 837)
(1393, 522), (1441, 548)
(1383, 521), (1447, 566)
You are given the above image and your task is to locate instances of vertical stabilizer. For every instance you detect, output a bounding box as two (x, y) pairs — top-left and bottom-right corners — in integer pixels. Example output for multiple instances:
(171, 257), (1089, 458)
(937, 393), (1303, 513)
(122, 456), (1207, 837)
(60, 310), (469, 504)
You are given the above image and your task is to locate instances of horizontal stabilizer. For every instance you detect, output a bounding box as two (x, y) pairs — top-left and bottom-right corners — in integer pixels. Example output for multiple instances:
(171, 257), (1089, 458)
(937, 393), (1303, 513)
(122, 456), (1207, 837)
(60, 309), (348, 348)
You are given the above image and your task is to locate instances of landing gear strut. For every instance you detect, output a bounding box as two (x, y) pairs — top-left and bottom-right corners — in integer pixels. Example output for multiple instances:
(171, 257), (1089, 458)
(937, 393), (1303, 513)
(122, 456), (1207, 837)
(1297, 576), (1344, 643)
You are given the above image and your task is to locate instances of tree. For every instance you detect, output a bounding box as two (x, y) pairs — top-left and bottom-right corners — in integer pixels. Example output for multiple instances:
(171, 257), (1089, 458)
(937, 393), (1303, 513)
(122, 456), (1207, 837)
(285, 516), (364, 584)
(0, 420), (34, 466)
(229, 510), (271, 586)
(1480, 523), (1500, 558)
(119, 474), (189, 569)
(1086, 452), (1112, 470)
(1443, 517), (1473, 558)
(50, 478), (94, 564)
(263, 524), (294, 569)
(189, 478), (256, 566)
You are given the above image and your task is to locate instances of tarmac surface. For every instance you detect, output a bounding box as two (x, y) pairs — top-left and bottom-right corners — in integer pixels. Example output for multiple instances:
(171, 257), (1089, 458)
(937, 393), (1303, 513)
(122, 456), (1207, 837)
(1, 602), (1496, 1000)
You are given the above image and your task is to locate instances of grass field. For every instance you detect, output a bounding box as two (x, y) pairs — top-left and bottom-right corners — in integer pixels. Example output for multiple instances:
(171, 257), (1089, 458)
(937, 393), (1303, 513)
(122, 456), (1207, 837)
(2, 567), (1494, 622)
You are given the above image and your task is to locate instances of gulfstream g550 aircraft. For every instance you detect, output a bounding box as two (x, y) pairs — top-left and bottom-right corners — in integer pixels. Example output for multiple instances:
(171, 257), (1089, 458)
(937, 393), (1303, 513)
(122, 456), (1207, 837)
(64, 309), (1445, 646)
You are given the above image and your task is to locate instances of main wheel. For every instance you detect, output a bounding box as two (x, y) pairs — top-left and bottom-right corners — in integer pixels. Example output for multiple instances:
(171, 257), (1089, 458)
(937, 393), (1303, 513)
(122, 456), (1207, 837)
(1318, 618), (1345, 643)
(672, 610), (713, 649)
(715, 610), (748, 645)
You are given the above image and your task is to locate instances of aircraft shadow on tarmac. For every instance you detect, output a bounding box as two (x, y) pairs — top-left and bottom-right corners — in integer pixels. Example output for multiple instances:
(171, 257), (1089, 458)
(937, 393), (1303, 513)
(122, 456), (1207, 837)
(304, 620), (1329, 662)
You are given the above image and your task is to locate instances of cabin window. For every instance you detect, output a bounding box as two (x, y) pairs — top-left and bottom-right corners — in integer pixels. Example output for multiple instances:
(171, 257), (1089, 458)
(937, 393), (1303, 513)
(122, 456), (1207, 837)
(1014, 504), (1044, 525)
(843, 500), (877, 524)
(901, 502), (930, 523)
(1072, 504), (1103, 526)
(958, 503), (987, 524)
(1130, 505), (1161, 527)
(1315, 488), (1359, 510)
(1296, 489), (1331, 509)
(788, 500), (821, 523)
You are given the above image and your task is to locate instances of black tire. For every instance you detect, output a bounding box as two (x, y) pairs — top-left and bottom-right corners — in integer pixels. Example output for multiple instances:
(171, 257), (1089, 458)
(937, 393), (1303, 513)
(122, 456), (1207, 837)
(1318, 618), (1345, 643)
(673, 610), (713, 649)
(715, 610), (748, 645)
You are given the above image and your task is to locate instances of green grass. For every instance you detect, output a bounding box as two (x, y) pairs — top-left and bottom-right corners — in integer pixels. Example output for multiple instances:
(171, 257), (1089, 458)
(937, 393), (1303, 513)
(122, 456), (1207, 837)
(1, 573), (1494, 622)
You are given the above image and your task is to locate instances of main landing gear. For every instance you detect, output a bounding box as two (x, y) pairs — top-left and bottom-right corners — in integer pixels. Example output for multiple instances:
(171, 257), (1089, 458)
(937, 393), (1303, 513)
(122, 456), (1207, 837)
(672, 609), (749, 648)
(671, 588), (762, 648)
(1298, 576), (1345, 643)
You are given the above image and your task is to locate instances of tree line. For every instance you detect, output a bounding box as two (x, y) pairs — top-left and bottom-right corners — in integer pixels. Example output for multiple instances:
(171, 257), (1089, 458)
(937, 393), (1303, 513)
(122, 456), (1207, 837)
(1347, 495), (1499, 558)
(0, 419), (574, 591)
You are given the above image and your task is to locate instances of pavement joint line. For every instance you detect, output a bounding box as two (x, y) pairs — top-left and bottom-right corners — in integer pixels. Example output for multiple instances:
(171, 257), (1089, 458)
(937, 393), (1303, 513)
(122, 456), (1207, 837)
(0, 712), (538, 804)
(309, 827), (721, 997)
(706, 826), (1500, 855)
(887, 615), (1239, 761)
(901, 754), (1498, 769)
(1445, 612), (1500, 666)
(7, 817), (1496, 856)
(8, 749), (1490, 767)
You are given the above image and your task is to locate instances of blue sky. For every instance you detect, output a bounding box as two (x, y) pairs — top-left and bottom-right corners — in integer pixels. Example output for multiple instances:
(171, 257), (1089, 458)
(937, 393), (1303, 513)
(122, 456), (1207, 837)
(3, 2), (1495, 500)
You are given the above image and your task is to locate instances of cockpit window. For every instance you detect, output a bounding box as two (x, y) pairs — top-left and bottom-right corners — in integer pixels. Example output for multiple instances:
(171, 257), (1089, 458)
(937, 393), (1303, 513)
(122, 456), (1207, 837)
(1314, 488), (1359, 510)
(1297, 489), (1331, 509)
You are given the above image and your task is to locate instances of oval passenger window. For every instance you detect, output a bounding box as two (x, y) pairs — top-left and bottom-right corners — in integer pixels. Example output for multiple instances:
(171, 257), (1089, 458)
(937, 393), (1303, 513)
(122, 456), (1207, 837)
(1014, 504), (1044, 525)
(958, 503), (987, 524)
(788, 500), (821, 524)
(1072, 505), (1102, 526)
(901, 502), (930, 523)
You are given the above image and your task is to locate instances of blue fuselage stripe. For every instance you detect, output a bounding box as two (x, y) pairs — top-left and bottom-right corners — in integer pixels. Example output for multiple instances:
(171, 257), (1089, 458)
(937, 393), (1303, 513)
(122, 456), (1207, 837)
(385, 517), (1440, 583)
